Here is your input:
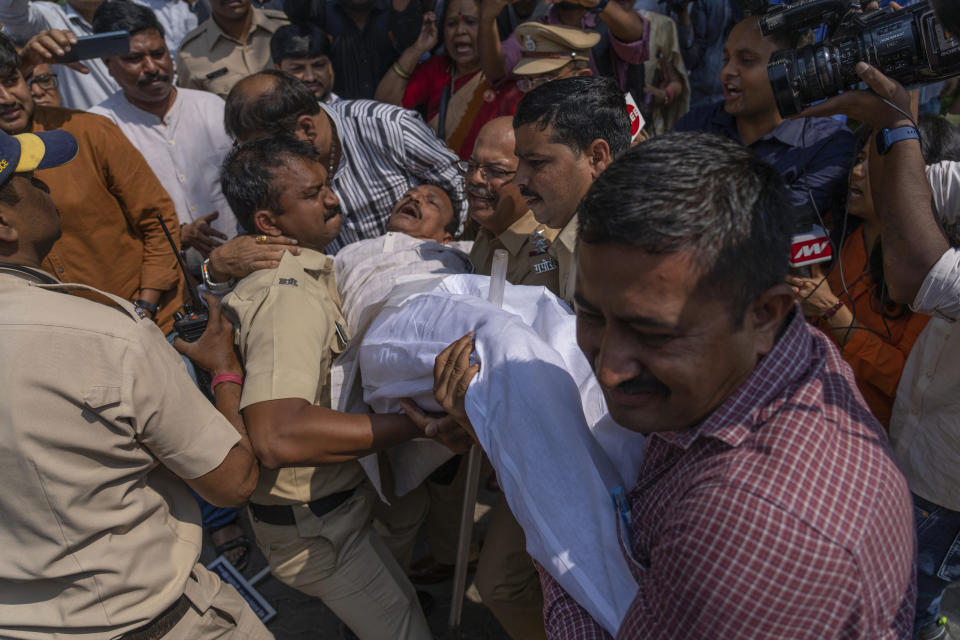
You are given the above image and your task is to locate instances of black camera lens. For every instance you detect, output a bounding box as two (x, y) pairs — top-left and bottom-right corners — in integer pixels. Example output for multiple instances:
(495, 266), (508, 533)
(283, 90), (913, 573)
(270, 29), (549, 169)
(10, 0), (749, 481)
(769, 43), (845, 117)
(765, 2), (960, 119)
(768, 50), (802, 118)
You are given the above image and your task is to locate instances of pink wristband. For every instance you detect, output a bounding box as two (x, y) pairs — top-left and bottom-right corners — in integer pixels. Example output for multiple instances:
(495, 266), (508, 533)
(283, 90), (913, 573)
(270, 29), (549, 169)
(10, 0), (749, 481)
(210, 373), (244, 394)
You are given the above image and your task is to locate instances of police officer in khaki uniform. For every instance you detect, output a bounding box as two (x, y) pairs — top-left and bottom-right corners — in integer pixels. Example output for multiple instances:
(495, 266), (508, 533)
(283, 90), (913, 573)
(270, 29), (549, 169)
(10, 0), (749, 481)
(510, 23), (601, 305)
(418, 77), (632, 638)
(411, 116), (560, 596)
(177, 0), (288, 98)
(468, 115), (559, 640)
(219, 135), (470, 640)
(0, 128), (269, 639)
(467, 118), (560, 291)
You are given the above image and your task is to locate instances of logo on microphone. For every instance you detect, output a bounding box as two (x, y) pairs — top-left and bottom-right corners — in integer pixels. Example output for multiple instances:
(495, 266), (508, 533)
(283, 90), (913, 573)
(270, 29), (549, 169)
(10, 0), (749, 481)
(789, 226), (832, 268)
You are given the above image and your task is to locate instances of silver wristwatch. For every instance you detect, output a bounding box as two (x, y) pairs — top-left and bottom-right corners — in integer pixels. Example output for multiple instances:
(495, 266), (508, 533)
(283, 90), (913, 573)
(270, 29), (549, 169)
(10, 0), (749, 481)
(201, 258), (234, 293)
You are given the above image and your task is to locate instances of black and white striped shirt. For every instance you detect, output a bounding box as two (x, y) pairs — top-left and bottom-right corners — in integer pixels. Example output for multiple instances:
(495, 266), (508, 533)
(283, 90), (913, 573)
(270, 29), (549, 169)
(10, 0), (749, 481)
(322, 99), (465, 254)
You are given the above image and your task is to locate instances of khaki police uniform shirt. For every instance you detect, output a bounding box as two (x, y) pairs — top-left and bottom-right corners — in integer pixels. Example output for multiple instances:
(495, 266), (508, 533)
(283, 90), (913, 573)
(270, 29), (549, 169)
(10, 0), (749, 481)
(176, 8), (288, 99)
(548, 213), (578, 305)
(470, 210), (561, 295)
(0, 270), (240, 640)
(223, 249), (364, 505)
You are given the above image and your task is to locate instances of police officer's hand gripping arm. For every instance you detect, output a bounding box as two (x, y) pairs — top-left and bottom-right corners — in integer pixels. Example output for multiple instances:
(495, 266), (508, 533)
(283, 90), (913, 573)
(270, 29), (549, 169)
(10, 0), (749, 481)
(174, 295), (259, 507)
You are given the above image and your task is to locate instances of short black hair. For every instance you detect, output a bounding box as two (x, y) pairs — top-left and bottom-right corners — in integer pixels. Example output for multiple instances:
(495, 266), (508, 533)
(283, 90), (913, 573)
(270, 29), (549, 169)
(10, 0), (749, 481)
(270, 23), (331, 65)
(578, 132), (792, 324)
(224, 69), (320, 140)
(92, 0), (165, 38)
(513, 76), (631, 159)
(0, 33), (20, 78)
(919, 114), (960, 165)
(220, 135), (324, 232)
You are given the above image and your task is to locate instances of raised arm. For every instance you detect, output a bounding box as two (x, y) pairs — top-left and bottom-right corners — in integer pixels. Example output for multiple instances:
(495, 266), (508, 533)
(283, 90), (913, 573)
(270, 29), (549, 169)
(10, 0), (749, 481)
(798, 63), (949, 304)
(375, 11), (438, 106)
(478, 0), (513, 85)
(0, 0), (57, 45)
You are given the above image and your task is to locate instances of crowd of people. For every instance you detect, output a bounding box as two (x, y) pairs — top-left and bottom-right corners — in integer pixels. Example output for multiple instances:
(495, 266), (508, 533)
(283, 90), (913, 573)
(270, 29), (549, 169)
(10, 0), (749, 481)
(2, 0), (960, 637)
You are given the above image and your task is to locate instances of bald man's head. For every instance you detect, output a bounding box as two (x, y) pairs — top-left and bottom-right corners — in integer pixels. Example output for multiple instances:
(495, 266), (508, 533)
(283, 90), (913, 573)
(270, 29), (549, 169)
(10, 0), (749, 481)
(225, 69), (322, 143)
(465, 117), (526, 236)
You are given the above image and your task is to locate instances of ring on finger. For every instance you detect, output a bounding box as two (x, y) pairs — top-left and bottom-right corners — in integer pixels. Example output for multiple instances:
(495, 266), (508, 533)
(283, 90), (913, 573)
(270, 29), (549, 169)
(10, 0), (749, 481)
(255, 234), (268, 245)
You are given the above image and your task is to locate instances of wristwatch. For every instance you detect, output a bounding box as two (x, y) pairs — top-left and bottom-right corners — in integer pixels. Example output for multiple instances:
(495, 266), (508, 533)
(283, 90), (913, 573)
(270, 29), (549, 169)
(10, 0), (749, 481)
(876, 125), (920, 155)
(134, 298), (159, 316)
(201, 258), (234, 293)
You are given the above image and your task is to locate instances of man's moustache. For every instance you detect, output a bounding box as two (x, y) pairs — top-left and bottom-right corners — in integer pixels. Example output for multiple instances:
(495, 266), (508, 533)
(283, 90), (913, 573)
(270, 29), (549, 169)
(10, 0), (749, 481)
(466, 185), (497, 200)
(616, 376), (669, 396)
(519, 186), (541, 200)
(323, 205), (342, 222)
(137, 74), (170, 86)
(397, 198), (423, 218)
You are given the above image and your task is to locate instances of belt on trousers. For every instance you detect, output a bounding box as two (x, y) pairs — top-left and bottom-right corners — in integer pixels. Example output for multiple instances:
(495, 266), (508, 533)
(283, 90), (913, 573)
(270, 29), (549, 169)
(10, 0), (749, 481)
(248, 488), (356, 525)
(118, 593), (191, 640)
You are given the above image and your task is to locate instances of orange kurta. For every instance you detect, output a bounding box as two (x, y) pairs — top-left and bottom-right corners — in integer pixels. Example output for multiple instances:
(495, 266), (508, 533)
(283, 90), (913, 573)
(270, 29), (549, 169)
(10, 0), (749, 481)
(823, 230), (929, 428)
(34, 107), (185, 333)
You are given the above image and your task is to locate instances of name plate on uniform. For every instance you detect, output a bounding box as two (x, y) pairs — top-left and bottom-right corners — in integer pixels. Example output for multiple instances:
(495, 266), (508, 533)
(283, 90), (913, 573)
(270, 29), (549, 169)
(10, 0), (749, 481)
(207, 555), (277, 623)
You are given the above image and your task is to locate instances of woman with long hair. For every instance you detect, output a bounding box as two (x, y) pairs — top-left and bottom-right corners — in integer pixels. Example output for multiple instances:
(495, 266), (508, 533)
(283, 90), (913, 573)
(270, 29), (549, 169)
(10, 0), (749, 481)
(785, 118), (960, 429)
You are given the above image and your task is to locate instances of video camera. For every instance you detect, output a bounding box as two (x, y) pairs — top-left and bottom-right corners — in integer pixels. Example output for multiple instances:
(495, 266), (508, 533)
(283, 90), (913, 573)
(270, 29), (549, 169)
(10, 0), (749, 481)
(755, 0), (960, 117)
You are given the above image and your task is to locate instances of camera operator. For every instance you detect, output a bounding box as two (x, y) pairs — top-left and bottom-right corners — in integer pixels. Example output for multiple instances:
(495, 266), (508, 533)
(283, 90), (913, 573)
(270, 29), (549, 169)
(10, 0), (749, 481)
(674, 14), (856, 215)
(797, 2), (960, 637)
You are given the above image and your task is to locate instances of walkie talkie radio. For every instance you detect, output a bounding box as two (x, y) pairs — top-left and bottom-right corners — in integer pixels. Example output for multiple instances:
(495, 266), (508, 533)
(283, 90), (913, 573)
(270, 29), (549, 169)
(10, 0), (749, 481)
(156, 214), (209, 342)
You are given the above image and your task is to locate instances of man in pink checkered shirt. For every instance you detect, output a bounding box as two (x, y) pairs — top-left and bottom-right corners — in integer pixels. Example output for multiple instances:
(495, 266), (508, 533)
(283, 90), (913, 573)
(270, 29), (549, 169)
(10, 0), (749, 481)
(543, 132), (916, 638)
(432, 130), (917, 639)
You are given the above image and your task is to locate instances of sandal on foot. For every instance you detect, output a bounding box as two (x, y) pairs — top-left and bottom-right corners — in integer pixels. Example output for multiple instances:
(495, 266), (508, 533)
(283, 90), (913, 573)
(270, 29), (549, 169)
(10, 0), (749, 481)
(210, 523), (250, 571)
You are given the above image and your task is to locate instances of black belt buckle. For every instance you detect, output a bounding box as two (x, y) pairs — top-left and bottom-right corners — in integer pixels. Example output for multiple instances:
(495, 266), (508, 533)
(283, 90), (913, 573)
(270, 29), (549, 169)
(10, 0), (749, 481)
(249, 488), (356, 526)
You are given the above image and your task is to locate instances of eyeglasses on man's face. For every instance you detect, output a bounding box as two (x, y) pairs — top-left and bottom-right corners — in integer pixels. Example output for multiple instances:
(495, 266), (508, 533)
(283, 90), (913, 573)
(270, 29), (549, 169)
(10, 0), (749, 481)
(28, 73), (58, 92)
(455, 160), (517, 183)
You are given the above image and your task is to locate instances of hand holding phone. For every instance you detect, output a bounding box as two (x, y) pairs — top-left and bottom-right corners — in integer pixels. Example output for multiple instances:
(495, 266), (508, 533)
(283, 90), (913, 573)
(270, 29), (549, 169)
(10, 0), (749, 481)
(21, 29), (89, 75)
(20, 29), (130, 76)
(54, 31), (130, 64)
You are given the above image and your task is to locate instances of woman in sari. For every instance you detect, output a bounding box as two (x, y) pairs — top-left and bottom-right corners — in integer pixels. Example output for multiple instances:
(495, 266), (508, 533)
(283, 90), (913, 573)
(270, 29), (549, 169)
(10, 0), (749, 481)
(375, 0), (522, 159)
(785, 124), (951, 429)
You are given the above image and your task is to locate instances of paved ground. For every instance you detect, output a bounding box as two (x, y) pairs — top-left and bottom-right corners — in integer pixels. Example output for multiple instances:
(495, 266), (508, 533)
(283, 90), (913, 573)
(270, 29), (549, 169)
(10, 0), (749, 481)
(201, 491), (511, 640)
(202, 499), (960, 640)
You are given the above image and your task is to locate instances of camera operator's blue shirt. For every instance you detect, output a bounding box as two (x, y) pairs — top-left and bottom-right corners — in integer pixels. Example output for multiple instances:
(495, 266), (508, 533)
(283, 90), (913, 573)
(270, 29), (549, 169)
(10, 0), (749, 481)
(675, 101), (856, 215)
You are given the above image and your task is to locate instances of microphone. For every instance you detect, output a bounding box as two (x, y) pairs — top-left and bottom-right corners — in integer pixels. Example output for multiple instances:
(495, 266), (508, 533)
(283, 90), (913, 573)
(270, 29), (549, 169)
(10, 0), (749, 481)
(789, 205), (832, 277)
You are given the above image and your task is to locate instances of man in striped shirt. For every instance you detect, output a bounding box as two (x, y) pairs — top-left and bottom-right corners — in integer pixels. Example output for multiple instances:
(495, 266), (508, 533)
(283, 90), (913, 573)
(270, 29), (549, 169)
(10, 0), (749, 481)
(203, 69), (464, 284)
(213, 70), (462, 261)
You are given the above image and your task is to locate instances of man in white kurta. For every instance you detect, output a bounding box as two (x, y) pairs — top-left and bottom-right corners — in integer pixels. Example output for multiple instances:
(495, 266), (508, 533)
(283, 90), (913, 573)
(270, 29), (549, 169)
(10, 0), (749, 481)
(89, 1), (236, 271)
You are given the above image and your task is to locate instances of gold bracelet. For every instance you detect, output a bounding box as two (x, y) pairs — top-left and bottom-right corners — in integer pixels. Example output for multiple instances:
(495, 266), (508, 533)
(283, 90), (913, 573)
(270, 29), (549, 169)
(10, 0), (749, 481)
(392, 61), (411, 80)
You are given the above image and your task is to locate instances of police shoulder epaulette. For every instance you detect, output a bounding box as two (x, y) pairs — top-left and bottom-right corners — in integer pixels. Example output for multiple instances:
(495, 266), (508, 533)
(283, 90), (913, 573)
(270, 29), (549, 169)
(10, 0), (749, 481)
(261, 8), (290, 21)
(178, 22), (209, 48)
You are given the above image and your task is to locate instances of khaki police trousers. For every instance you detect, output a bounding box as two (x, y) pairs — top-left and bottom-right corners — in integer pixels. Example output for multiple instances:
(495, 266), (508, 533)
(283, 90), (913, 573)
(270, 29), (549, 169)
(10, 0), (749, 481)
(165, 563), (273, 639)
(475, 498), (546, 640)
(250, 484), (431, 640)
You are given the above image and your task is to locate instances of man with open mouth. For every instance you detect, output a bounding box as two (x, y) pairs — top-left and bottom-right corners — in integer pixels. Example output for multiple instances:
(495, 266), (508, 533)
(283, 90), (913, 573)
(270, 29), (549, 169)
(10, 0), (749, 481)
(218, 134), (470, 640)
(674, 13), (855, 217)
